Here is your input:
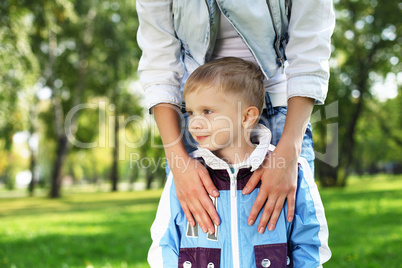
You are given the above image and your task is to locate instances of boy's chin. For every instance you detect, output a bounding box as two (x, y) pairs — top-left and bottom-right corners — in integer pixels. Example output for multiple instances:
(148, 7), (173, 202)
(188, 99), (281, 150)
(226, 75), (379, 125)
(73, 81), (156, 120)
(198, 143), (212, 150)
(198, 144), (225, 152)
(197, 143), (216, 151)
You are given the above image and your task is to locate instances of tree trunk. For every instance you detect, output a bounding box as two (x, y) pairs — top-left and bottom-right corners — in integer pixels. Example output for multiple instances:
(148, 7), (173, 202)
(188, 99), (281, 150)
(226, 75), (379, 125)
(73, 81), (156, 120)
(110, 114), (119, 192)
(49, 136), (68, 198)
(317, 163), (338, 187)
(339, 94), (364, 186)
(28, 146), (37, 196)
(129, 166), (139, 191)
(47, 8), (94, 198)
(146, 167), (154, 190)
(338, 63), (371, 186)
(28, 104), (38, 196)
(335, 35), (379, 186)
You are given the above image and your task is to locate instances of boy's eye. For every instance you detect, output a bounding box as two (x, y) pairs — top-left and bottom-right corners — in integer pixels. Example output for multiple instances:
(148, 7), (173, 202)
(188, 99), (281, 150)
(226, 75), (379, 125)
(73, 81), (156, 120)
(187, 111), (193, 116)
(204, 109), (213, 115)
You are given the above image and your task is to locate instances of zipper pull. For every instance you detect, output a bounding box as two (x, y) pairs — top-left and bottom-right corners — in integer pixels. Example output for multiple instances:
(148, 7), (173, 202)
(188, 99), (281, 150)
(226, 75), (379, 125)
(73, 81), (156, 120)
(231, 178), (237, 198)
(280, 58), (285, 74)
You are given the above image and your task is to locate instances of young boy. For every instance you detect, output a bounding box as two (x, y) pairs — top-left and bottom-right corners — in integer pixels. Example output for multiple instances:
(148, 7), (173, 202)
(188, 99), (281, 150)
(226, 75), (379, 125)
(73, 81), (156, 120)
(148, 57), (331, 268)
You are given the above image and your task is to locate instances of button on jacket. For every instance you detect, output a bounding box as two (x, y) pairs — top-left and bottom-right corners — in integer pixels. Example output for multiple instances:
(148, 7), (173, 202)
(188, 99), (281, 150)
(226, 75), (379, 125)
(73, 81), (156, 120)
(148, 125), (331, 268)
(137, 0), (335, 110)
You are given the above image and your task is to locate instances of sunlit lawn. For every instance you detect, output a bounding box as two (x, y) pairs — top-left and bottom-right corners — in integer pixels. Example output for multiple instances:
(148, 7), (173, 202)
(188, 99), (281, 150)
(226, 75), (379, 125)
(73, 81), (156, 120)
(0, 190), (162, 268)
(322, 174), (402, 268)
(0, 174), (401, 268)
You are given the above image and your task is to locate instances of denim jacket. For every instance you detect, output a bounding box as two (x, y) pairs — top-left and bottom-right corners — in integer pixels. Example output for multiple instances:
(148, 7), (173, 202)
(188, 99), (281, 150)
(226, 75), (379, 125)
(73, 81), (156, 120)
(137, 0), (335, 110)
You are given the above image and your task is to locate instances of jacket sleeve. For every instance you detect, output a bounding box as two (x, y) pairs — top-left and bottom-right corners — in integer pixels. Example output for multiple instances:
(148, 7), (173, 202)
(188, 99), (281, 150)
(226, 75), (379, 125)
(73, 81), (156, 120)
(148, 172), (181, 267)
(285, 0), (335, 105)
(136, 0), (184, 111)
(288, 157), (331, 267)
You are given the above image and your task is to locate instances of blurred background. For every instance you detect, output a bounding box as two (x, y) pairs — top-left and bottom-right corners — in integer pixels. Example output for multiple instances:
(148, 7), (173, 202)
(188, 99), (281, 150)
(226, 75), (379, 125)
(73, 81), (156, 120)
(0, 0), (401, 267)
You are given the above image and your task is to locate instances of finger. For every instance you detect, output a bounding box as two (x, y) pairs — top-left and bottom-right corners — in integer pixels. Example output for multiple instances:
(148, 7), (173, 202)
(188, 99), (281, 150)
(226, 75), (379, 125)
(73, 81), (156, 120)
(181, 203), (195, 227)
(186, 200), (208, 233)
(247, 189), (268, 226)
(185, 187), (217, 234)
(242, 168), (263, 194)
(190, 201), (215, 234)
(203, 196), (221, 226)
(257, 196), (277, 234)
(199, 172), (220, 225)
(178, 184), (212, 233)
(190, 174), (220, 230)
(286, 187), (296, 222)
(267, 195), (287, 231)
(199, 170), (220, 198)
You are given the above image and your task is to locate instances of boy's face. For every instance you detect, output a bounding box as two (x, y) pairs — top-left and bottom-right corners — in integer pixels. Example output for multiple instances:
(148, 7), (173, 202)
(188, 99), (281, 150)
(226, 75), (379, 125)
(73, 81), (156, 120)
(185, 86), (244, 152)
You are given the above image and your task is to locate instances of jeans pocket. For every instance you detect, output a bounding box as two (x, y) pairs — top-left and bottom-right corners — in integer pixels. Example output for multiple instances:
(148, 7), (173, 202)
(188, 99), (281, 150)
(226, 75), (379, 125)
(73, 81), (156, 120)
(254, 243), (292, 268)
(179, 247), (221, 268)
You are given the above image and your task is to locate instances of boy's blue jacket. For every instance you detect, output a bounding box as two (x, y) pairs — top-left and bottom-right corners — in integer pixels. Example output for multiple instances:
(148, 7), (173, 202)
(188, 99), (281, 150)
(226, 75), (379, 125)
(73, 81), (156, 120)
(148, 125), (331, 268)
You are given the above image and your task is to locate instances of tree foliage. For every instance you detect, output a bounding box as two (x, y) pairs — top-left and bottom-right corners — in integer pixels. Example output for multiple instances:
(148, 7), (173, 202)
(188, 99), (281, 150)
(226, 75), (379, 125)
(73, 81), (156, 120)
(0, 0), (149, 196)
(0, 0), (401, 193)
(314, 0), (401, 186)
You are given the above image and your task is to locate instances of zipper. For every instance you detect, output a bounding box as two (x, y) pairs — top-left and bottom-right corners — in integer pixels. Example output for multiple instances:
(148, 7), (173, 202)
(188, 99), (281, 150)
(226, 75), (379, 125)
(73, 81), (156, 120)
(266, 0), (285, 73)
(204, 0), (213, 62)
(229, 170), (240, 268)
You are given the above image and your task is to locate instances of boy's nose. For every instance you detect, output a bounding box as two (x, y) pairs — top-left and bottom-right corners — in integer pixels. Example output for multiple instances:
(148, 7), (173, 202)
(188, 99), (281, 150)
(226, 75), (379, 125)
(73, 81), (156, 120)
(189, 116), (205, 129)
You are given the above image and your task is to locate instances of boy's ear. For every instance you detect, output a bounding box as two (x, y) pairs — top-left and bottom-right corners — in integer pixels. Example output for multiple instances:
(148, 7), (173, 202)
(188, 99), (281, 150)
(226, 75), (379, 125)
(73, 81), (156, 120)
(242, 106), (259, 129)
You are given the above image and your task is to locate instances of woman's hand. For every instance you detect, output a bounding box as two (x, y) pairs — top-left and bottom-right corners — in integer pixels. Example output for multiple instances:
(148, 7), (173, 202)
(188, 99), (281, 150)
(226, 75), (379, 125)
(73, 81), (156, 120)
(242, 142), (298, 233)
(242, 96), (314, 232)
(170, 157), (220, 234)
(154, 103), (220, 234)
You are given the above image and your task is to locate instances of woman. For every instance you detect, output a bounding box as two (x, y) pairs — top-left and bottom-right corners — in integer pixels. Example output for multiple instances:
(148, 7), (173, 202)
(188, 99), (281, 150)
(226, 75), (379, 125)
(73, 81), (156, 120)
(136, 0), (335, 235)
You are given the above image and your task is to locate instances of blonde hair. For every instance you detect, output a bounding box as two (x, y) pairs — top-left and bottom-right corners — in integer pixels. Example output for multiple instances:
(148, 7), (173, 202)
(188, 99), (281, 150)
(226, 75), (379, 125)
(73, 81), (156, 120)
(183, 57), (265, 114)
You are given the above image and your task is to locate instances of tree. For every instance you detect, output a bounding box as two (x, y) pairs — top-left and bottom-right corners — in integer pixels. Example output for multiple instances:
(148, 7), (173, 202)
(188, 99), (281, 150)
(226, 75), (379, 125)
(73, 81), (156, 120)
(83, 0), (142, 191)
(354, 87), (402, 174)
(28, 0), (94, 197)
(1, 1), (143, 196)
(0, 1), (40, 189)
(26, 0), (141, 197)
(315, 0), (401, 186)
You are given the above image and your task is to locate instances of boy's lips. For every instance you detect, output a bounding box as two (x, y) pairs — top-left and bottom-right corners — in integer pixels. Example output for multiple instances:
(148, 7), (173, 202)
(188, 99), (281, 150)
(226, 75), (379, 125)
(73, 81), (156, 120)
(195, 135), (209, 141)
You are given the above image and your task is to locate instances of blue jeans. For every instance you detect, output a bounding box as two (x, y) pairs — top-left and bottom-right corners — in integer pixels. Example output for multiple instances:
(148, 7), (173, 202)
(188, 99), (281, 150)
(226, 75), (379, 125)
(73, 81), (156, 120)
(166, 93), (315, 176)
(258, 106), (315, 174)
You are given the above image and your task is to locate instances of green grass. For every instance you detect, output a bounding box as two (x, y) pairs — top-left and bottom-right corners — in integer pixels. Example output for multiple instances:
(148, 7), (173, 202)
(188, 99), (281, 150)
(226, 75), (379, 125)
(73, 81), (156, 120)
(321, 174), (402, 268)
(0, 174), (401, 267)
(0, 190), (163, 268)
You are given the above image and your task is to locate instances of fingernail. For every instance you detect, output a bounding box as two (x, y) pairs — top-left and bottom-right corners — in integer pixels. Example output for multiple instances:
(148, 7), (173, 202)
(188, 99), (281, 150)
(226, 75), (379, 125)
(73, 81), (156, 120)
(288, 216), (293, 222)
(202, 226), (207, 233)
(214, 221), (220, 226)
(258, 227), (265, 234)
(242, 187), (248, 194)
(208, 228), (214, 235)
(268, 224), (274, 231)
(248, 219), (254, 226)
(212, 190), (219, 196)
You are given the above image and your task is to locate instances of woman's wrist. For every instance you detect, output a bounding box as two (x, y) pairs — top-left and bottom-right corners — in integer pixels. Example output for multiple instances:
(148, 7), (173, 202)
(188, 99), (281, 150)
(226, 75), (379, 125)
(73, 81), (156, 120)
(277, 130), (303, 157)
(153, 103), (191, 172)
(279, 96), (314, 158)
(274, 139), (299, 170)
(165, 148), (192, 173)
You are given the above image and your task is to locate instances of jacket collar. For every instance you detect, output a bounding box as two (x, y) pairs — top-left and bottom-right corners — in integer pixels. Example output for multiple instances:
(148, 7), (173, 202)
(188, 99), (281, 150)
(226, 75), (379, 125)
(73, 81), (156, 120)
(191, 124), (275, 172)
